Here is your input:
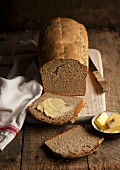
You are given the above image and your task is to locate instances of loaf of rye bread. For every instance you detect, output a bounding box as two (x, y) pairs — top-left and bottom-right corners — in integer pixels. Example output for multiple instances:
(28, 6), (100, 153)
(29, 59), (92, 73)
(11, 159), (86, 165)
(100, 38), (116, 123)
(28, 92), (83, 125)
(39, 17), (88, 96)
(45, 125), (104, 158)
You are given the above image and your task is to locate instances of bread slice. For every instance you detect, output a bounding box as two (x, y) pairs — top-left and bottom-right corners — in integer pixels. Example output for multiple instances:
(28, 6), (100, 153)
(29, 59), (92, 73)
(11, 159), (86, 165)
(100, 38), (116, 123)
(45, 125), (104, 158)
(28, 92), (83, 125)
(40, 59), (87, 96)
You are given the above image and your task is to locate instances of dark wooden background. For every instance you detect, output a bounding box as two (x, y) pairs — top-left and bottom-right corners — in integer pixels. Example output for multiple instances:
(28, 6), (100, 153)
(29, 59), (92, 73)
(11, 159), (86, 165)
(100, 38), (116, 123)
(0, 0), (120, 32)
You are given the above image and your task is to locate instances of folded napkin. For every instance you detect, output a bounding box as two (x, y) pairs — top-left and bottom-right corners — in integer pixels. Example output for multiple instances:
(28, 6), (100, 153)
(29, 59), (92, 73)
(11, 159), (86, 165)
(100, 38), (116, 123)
(0, 40), (43, 151)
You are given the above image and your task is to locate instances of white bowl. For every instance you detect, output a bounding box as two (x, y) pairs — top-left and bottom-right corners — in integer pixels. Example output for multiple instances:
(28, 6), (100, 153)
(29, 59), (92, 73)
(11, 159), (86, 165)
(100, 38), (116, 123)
(92, 111), (120, 139)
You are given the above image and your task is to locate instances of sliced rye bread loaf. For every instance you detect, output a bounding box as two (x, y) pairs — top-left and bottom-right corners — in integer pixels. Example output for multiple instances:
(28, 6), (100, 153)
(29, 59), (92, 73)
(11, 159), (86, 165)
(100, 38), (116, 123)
(40, 59), (87, 96)
(45, 125), (104, 158)
(28, 92), (83, 125)
(39, 17), (88, 96)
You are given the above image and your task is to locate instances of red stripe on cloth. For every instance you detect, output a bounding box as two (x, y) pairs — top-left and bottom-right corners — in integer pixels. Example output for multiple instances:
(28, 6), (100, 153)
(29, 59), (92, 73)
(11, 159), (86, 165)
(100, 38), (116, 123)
(0, 125), (19, 135)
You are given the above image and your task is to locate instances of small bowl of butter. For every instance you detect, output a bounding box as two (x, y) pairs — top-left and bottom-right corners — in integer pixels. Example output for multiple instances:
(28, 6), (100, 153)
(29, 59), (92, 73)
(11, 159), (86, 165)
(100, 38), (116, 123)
(92, 111), (120, 139)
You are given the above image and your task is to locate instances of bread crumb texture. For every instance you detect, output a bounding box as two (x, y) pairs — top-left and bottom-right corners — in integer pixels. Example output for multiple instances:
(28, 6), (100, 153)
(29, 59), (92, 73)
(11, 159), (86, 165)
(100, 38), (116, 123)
(45, 125), (104, 158)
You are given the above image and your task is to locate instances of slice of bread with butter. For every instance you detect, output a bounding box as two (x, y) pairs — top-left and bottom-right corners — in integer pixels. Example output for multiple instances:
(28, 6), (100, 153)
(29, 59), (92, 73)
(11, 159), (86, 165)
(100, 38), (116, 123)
(37, 98), (74, 118)
(28, 92), (83, 125)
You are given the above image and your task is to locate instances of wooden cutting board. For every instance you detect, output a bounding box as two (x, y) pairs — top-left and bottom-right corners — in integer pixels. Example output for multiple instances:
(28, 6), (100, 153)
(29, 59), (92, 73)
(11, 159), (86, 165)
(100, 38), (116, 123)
(76, 49), (106, 122)
(27, 49), (106, 123)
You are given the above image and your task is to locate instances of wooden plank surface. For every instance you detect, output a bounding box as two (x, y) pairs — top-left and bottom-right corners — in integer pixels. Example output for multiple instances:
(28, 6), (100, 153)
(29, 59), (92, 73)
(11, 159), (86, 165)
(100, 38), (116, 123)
(88, 30), (120, 112)
(0, 130), (23, 170)
(85, 124), (120, 170)
(0, 29), (120, 170)
(21, 124), (88, 170)
(87, 30), (120, 170)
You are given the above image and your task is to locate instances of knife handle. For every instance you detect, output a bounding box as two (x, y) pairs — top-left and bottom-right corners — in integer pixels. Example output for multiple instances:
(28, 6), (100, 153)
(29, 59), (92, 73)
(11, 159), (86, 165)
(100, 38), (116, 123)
(92, 71), (110, 93)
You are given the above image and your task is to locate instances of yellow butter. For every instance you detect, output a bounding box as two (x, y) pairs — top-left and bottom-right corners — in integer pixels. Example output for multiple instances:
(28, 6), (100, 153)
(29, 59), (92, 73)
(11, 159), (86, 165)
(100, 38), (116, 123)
(104, 127), (120, 133)
(48, 98), (73, 113)
(37, 98), (73, 118)
(95, 112), (120, 133)
(95, 112), (109, 131)
(48, 98), (66, 111)
(37, 101), (44, 112)
(106, 114), (120, 132)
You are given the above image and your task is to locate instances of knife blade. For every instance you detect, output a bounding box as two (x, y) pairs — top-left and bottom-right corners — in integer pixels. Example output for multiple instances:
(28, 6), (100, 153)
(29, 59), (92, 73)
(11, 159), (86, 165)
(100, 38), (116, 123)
(89, 56), (110, 93)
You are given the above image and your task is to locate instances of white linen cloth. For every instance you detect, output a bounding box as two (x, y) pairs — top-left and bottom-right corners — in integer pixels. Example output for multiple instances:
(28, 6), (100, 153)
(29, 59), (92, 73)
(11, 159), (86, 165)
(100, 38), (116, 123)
(0, 40), (43, 151)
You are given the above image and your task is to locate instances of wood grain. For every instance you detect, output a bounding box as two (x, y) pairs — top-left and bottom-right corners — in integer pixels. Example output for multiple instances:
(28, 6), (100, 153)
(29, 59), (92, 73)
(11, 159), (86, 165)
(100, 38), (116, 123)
(21, 123), (88, 170)
(88, 138), (120, 170)
(85, 123), (120, 170)
(88, 30), (120, 112)
(0, 130), (23, 170)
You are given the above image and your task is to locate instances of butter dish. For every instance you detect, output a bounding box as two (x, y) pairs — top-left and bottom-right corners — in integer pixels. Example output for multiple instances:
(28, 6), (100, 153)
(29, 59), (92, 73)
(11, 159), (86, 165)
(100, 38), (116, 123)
(92, 111), (120, 139)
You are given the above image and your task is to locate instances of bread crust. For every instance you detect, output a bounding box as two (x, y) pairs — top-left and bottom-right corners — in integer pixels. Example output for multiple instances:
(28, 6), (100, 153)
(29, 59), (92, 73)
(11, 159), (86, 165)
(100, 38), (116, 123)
(71, 99), (84, 123)
(39, 17), (88, 67)
(45, 125), (104, 158)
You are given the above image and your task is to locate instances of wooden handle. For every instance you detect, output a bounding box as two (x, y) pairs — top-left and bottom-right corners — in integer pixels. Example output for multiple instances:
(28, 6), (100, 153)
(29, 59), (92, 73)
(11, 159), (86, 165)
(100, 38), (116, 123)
(92, 71), (110, 93)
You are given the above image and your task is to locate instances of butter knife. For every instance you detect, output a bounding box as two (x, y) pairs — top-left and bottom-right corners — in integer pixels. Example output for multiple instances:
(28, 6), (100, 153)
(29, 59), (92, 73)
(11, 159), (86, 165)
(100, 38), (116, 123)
(89, 56), (110, 93)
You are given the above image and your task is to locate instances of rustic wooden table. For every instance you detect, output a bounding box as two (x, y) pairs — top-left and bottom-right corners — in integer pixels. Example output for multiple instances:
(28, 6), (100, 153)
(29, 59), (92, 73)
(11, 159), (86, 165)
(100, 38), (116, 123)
(0, 29), (120, 170)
